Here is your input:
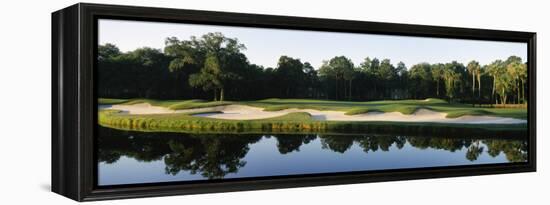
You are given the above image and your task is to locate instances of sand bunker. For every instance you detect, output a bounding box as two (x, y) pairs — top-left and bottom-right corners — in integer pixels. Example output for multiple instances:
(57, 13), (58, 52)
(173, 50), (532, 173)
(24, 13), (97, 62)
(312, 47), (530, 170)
(102, 103), (527, 124)
(101, 103), (173, 114)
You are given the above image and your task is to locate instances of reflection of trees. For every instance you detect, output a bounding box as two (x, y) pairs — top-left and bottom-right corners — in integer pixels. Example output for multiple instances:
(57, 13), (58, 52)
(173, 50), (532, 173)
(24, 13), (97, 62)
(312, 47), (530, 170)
(163, 134), (261, 179)
(316, 135), (527, 162)
(484, 140), (528, 162)
(98, 128), (174, 163)
(98, 127), (529, 180)
(408, 137), (486, 161)
(407, 137), (467, 152)
(465, 141), (484, 161)
(357, 136), (407, 153)
(97, 127), (261, 179)
(320, 135), (355, 153)
(274, 134), (316, 154)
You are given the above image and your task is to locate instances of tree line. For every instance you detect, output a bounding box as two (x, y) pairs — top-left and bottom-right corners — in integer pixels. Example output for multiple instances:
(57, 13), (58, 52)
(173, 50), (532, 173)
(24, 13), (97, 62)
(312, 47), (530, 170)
(98, 32), (528, 104)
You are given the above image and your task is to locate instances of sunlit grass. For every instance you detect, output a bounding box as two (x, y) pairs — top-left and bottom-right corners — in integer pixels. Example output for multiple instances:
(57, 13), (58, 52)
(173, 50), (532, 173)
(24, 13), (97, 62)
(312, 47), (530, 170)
(98, 97), (527, 119)
(98, 108), (527, 135)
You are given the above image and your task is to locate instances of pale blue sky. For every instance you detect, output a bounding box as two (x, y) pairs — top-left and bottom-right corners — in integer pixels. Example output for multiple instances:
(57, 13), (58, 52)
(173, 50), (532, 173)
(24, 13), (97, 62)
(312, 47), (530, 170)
(99, 19), (527, 69)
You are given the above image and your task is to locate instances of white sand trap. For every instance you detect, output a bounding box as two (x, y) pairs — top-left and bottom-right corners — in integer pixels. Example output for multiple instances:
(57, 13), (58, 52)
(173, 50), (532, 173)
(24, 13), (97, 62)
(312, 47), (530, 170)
(106, 103), (175, 114)
(101, 103), (527, 124)
(192, 105), (288, 120)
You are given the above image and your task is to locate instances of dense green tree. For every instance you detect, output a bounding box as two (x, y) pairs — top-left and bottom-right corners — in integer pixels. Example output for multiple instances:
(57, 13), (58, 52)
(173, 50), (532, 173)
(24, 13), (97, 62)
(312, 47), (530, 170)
(394, 61), (409, 99)
(164, 33), (246, 101)
(164, 37), (204, 98)
(517, 62), (528, 103)
(443, 62), (465, 102)
(343, 65), (358, 100)
(302, 62), (321, 98)
(98, 43), (121, 61)
(408, 63), (433, 99)
(98, 45), (172, 98)
(274, 56), (306, 98)
(319, 56), (354, 100)
(378, 59), (397, 98)
(431, 63), (444, 97)
(467, 60), (481, 100)
(506, 56), (526, 104)
(486, 60), (504, 104)
(189, 53), (224, 100)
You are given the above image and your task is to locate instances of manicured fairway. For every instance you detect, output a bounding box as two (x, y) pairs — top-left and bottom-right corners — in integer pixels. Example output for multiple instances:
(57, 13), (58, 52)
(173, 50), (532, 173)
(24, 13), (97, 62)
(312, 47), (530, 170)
(99, 98), (527, 119)
(98, 98), (527, 134)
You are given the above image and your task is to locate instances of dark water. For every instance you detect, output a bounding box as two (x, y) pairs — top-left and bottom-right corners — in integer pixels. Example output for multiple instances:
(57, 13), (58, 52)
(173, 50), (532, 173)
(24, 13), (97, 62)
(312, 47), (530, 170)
(97, 127), (528, 186)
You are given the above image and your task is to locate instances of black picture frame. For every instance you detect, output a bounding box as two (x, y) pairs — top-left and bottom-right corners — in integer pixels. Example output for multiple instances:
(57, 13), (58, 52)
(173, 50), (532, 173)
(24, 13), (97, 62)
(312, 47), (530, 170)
(52, 3), (536, 201)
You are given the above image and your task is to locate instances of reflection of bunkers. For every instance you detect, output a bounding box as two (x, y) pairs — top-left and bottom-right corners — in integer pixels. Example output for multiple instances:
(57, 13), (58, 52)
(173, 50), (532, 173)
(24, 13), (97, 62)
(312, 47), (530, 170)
(104, 102), (526, 124)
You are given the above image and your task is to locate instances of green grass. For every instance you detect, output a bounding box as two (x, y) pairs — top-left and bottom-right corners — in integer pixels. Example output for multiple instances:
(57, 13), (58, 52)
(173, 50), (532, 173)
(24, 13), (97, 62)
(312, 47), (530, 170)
(245, 98), (447, 111)
(98, 108), (527, 136)
(345, 107), (381, 115)
(99, 110), (324, 133)
(98, 98), (130, 105)
(167, 100), (231, 110)
(98, 97), (528, 120)
(444, 109), (493, 118)
(241, 98), (525, 119)
(98, 98), (232, 110)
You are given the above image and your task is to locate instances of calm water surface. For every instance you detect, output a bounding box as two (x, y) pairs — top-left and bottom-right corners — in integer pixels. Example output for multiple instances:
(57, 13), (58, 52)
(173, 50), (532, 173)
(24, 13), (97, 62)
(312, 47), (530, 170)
(97, 127), (527, 186)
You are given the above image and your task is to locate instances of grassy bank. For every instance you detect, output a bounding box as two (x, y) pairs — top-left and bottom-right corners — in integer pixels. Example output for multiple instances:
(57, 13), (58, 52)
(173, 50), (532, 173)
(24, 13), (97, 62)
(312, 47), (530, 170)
(99, 108), (527, 136)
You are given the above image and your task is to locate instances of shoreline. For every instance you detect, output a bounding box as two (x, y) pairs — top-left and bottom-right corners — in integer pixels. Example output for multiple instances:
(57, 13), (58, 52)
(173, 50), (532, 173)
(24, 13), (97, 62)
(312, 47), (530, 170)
(98, 123), (529, 138)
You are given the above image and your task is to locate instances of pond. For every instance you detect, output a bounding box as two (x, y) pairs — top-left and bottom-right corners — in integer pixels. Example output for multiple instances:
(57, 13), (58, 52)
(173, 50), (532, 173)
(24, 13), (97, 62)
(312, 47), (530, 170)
(97, 126), (527, 186)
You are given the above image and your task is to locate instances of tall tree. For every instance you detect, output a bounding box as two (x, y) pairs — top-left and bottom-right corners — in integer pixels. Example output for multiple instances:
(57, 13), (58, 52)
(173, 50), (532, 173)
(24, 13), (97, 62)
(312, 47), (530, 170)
(486, 60), (504, 104)
(343, 65), (358, 100)
(359, 57), (374, 99)
(395, 62), (408, 99)
(476, 64), (483, 99)
(443, 64), (461, 102)
(165, 37), (204, 98)
(505, 56), (526, 104)
(275, 56), (306, 98)
(189, 53), (222, 100)
(467, 60), (481, 100)
(518, 62), (527, 104)
(302, 62), (319, 98)
(506, 59), (523, 104)
(431, 63), (444, 97)
(319, 56), (354, 100)
(408, 63), (432, 99)
(378, 59), (397, 99)
(202, 32), (246, 101)
(166, 32), (246, 101)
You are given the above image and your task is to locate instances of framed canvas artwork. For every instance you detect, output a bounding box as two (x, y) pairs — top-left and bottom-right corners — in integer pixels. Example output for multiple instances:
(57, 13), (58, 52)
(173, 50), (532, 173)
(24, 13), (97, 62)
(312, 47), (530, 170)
(52, 3), (536, 201)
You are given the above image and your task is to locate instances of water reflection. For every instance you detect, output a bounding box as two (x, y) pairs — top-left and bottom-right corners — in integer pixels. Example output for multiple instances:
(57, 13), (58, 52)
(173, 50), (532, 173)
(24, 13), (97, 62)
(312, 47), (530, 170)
(98, 127), (527, 185)
(163, 134), (261, 179)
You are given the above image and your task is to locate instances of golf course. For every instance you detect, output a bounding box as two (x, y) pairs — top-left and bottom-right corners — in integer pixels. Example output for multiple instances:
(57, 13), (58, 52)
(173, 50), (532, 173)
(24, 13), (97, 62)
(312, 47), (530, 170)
(97, 32), (529, 136)
(98, 98), (527, 134)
